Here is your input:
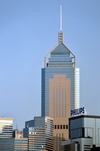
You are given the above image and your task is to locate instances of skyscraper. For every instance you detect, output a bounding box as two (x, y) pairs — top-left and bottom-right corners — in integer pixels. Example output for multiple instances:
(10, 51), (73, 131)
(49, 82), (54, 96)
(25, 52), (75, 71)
(41, 6), (80, 151)
(41, 32), (80, 149)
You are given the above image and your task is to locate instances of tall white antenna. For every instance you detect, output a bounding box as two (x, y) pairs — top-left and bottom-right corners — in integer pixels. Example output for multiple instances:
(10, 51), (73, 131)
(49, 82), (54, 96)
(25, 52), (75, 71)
(58, 4), (64, 43)
(60, 4), (62, 31)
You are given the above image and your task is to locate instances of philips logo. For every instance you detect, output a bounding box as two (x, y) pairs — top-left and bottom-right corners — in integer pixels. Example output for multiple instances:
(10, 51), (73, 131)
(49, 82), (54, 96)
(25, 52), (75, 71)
(71, 107), (86, 116)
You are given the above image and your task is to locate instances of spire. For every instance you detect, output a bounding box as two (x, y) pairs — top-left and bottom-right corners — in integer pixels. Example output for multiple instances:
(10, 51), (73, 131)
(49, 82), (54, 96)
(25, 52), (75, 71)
(60, 4), (62, 31)
(58, 5), (64, 44)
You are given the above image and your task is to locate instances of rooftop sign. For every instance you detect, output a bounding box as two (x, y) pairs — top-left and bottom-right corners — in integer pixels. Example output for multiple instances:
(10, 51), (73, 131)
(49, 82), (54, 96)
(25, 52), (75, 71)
(70, 107), (87, 117)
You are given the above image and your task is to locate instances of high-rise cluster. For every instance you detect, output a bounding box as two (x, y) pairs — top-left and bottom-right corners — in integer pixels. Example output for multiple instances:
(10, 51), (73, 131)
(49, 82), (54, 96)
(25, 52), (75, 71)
(0, 14), (80, 151)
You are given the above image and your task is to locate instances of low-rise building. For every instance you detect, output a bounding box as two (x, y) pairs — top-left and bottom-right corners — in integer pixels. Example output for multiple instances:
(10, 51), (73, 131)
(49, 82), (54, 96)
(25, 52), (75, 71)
(13, 129), (23, 138)
(0, 117), (13, 138)
(23, 116), (53, 151)
(0, 138), (28, 151)
(62, 115), (100, 151)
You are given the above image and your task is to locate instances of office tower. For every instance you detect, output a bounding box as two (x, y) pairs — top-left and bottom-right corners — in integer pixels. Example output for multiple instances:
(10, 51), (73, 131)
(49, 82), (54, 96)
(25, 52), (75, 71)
(0, 117), (13, 138)
(41, 7), (80, 150)
(23, 116), (53, 151)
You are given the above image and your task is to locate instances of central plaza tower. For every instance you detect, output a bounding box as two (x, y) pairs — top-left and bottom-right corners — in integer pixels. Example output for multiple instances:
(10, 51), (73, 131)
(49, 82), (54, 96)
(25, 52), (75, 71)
(41, 11), (80, 150)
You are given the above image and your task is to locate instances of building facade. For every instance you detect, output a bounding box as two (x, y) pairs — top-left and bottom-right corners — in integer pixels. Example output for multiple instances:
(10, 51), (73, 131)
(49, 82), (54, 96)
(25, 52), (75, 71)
(62, 115), (100, 151)
(13, 129), (23, 138)
(0, 117), (28, 151)
(69, 115), (100, 147)
(41, 30), (80, 149)
(0, 138), (28, 151)
(23, 116), (53, 151)
(62, 137), (92, 151)
(0, 117), (13, 138)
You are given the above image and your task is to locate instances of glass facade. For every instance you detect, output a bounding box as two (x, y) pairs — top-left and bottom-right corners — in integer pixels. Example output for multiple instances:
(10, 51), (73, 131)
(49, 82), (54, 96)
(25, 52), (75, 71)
(0, 138), (28, 151)
(75, 68), (80, 109)
(41, 31), (80, 150)
(14, 138), (28, 151)
(23, 116), (53, 151)
(41, 33), (80, 117)
(69, 115), (100, 147)
(62, 137), (92, 151)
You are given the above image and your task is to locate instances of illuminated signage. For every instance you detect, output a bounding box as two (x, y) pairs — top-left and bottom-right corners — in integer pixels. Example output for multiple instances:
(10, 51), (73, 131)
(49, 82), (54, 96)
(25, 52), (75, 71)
(71, 107), (87, 117)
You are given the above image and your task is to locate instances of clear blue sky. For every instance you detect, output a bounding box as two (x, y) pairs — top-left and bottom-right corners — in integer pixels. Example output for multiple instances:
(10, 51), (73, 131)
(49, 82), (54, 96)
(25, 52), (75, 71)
(0, 0), (100, 130)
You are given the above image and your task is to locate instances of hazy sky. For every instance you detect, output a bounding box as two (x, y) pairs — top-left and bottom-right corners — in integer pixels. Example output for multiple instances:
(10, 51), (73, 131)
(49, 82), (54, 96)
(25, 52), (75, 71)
(0, 0), (100, 130)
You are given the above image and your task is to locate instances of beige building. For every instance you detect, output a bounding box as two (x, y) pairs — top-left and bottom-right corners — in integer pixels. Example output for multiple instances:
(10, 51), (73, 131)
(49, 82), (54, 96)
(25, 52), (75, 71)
(49, 74), (70, 150)
(0, 117), (13, 138)
(13, 129), (23, 138)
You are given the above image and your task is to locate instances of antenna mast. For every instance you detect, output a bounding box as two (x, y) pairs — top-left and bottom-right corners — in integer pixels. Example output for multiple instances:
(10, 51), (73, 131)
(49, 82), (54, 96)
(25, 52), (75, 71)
(58, 4), (64, 43)
(60, 5), (62, 31)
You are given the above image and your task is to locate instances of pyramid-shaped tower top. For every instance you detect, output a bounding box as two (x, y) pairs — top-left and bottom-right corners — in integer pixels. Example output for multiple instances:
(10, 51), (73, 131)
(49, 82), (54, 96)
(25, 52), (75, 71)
(44, 5), (76, 67)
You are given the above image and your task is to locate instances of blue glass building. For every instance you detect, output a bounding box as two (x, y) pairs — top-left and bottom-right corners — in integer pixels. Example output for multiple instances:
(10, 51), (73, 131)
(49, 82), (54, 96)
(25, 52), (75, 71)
(42, 31), (80, 116)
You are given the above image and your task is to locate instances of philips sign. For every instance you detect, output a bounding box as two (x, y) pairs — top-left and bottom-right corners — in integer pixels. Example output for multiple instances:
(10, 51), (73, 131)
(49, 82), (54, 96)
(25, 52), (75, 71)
(71, 107), (87, 117)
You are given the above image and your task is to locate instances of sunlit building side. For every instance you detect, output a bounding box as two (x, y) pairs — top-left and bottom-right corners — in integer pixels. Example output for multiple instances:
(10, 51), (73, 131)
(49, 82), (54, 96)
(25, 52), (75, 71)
(0, 117), (13, 138)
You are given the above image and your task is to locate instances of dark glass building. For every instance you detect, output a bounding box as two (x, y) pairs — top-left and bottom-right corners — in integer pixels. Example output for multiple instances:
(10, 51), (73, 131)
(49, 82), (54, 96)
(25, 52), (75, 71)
(69, 115), (100, 147)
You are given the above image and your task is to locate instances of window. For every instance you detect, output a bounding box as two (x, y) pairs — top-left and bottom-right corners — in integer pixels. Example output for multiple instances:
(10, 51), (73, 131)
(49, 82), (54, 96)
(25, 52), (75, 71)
(63, 125), (65, 129)
(66, 125), (68, 129)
